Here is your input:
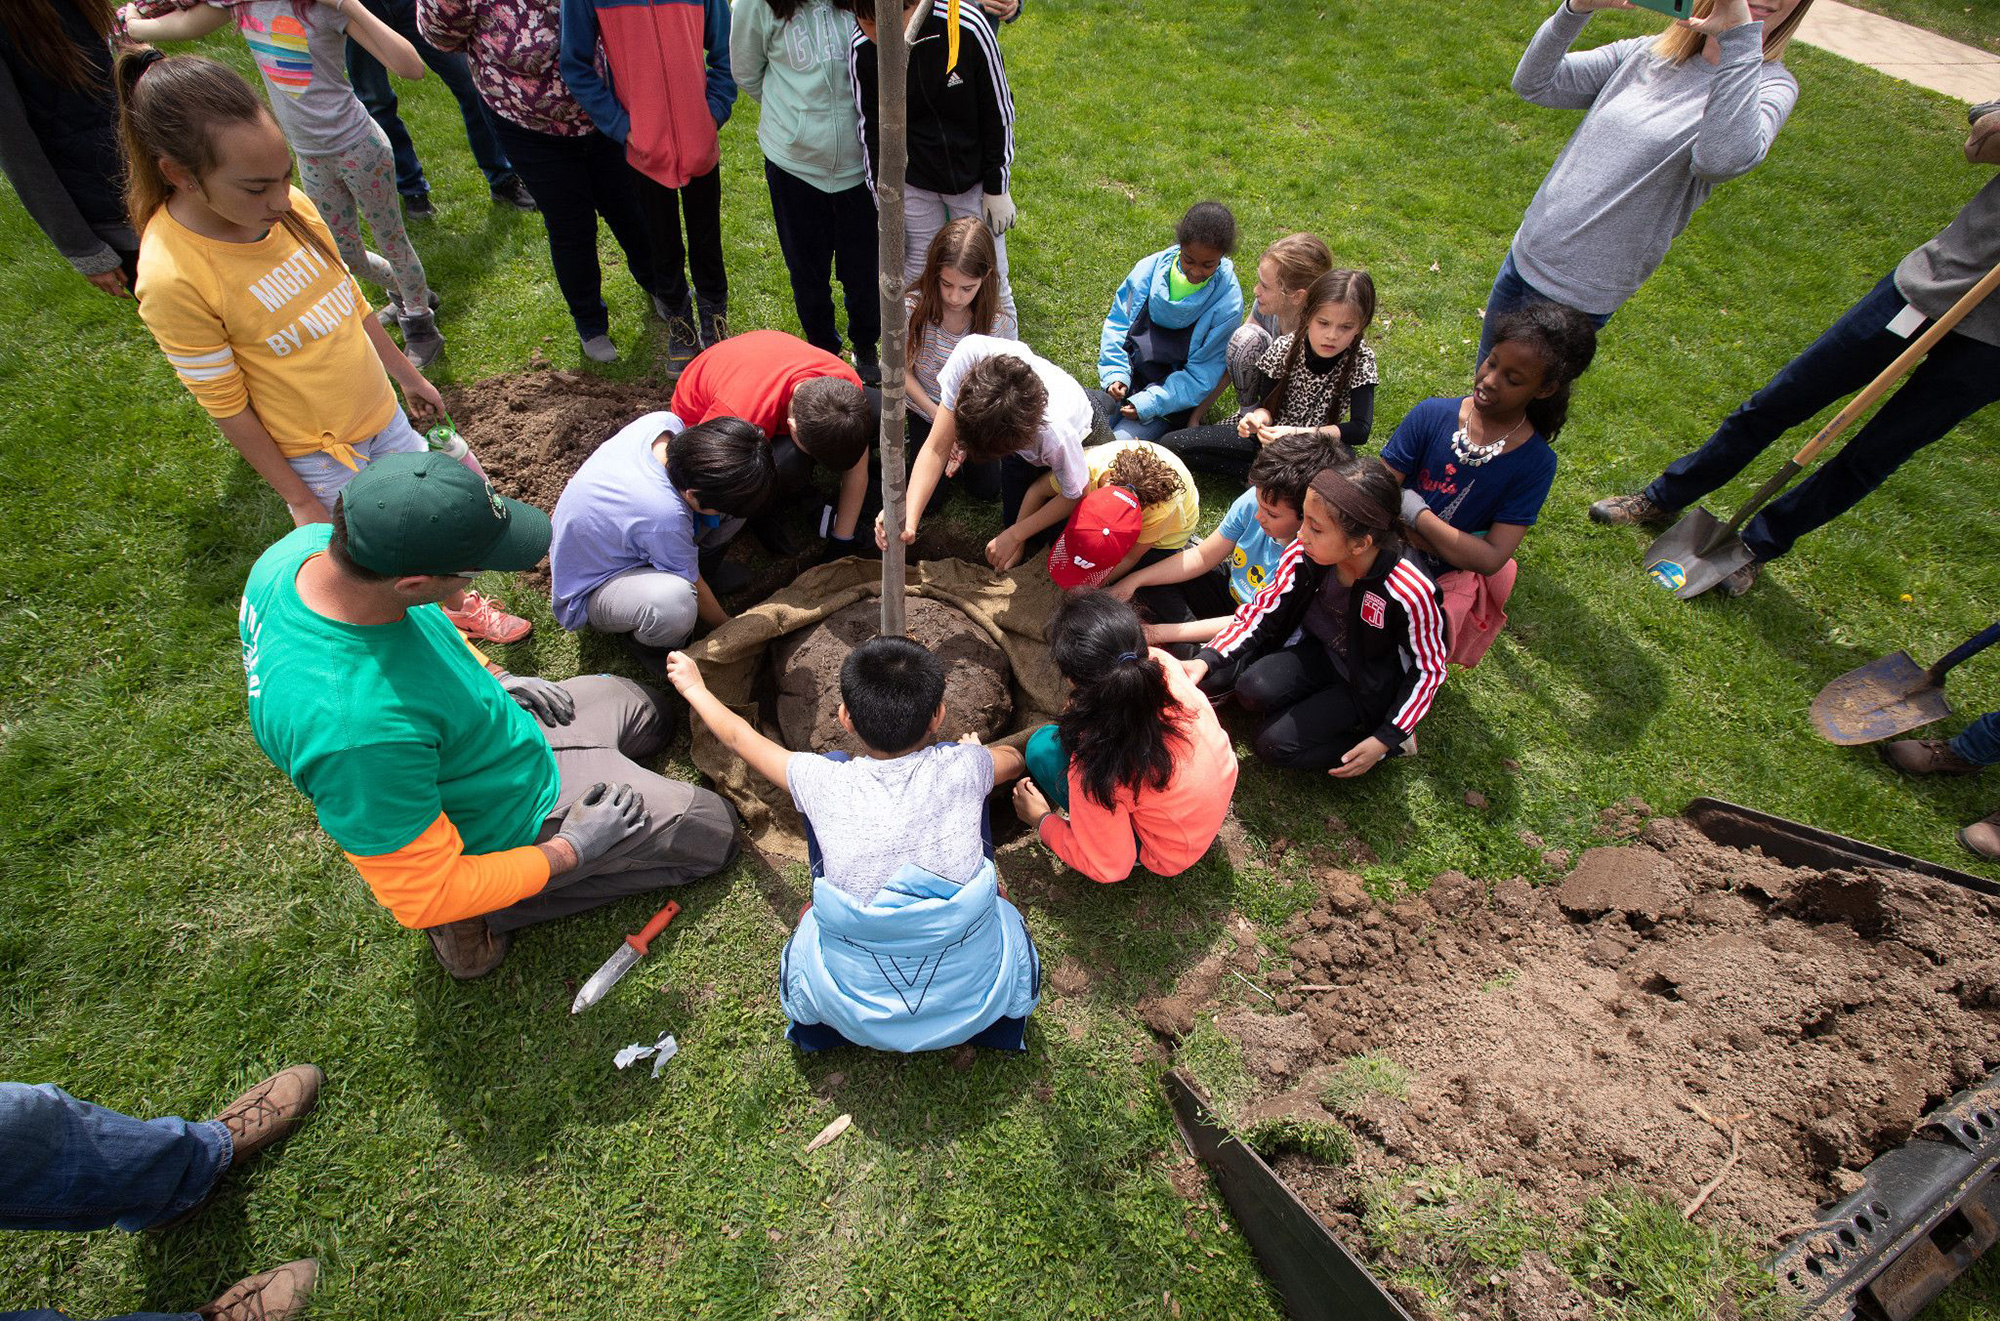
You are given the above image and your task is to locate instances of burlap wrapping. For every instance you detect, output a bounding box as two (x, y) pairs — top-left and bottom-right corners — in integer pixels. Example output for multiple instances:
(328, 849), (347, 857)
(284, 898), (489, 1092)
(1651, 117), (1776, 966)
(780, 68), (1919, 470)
(684, 558), (1067, 860)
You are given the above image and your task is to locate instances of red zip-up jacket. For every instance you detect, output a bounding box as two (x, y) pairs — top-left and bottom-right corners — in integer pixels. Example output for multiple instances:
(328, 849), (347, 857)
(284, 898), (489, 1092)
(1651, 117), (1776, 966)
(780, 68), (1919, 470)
(559, 0), (735, 188)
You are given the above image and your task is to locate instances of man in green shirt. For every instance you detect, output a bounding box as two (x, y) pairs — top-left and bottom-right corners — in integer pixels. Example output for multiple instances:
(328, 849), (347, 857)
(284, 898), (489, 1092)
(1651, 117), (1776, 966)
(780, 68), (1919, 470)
(240, 452), (738, 978)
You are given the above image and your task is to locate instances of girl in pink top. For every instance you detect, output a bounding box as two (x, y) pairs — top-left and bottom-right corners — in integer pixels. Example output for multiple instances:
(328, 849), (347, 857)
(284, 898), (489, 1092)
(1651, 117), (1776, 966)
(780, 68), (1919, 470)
(1014, 592), (1238, 884)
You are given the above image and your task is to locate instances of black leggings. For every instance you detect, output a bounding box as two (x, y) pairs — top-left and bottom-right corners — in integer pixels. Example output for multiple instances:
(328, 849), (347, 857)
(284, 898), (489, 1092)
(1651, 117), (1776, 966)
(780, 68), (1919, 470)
(1158, 422), (1257, 485)
(1232, 641), (1368, 770)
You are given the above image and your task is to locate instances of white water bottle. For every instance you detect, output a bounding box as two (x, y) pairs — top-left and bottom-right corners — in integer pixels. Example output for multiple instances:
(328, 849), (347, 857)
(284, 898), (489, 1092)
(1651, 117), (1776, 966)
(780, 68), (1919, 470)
(426, 420), (488, 480)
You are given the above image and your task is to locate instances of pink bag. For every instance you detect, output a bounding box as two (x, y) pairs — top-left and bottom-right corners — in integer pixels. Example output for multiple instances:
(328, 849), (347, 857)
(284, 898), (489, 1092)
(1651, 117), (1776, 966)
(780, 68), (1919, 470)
(1436, 559), (1516, 669)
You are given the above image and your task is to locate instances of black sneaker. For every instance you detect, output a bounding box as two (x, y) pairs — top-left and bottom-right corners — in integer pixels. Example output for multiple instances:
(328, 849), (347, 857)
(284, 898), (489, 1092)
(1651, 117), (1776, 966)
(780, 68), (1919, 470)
(403, 191), (435, 220)
(854, 353), (882, 387)
(491, 177), (538, 211)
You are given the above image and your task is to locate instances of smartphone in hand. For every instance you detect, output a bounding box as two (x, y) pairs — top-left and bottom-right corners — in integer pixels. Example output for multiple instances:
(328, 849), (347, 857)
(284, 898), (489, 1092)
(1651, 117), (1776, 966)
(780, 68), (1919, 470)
(1625, 0), (1693, 15)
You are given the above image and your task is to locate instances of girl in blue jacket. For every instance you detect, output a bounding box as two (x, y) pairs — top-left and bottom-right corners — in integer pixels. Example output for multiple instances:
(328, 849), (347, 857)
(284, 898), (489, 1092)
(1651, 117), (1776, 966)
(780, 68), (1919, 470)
(1091, 201), (1245, 441)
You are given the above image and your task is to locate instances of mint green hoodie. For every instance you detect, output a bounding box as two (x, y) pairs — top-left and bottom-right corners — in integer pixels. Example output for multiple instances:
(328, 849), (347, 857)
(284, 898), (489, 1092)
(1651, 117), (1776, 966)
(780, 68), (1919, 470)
(729, 0), (866, 192)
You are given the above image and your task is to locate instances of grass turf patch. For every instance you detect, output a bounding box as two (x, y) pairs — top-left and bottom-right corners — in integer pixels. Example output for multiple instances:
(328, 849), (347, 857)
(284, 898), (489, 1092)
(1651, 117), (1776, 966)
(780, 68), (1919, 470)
(2, 1), (1998, 1318)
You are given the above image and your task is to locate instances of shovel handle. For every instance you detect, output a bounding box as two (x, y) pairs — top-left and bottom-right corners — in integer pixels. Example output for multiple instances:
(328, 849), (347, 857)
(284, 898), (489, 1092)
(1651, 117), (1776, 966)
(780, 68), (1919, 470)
(1785, 258), (2000, 471)
(1927, 620), (2000, 685)
(625, 900), (681, 956)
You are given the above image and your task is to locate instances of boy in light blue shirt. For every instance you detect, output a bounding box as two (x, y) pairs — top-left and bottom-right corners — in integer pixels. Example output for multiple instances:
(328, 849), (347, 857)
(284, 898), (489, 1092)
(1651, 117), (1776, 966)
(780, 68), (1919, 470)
(1109, 434), (1335, 655)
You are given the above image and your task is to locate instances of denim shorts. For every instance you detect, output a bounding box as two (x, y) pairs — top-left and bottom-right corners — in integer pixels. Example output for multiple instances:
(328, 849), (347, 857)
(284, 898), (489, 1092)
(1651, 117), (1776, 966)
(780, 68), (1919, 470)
(286, 407), (428, 509)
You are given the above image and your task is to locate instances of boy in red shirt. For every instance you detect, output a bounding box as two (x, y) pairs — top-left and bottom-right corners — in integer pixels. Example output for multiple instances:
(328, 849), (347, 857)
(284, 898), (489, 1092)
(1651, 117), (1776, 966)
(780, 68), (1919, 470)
(670, 328), (877, 557)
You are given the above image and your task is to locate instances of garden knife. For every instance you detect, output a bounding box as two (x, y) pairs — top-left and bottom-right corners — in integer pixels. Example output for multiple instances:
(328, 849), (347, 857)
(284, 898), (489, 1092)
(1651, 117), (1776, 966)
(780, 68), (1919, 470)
(570, 900), (680, 1014)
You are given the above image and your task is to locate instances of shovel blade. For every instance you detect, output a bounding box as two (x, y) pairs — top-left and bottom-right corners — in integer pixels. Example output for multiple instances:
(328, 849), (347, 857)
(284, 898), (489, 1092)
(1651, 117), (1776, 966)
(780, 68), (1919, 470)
(1810, 650), (1954, 745)
(1641, 508), (1754, 599)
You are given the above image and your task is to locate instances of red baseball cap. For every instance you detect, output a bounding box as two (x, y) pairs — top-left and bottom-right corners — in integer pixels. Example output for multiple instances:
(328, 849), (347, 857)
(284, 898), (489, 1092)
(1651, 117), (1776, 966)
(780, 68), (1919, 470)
(1048, 486), (1143, 591)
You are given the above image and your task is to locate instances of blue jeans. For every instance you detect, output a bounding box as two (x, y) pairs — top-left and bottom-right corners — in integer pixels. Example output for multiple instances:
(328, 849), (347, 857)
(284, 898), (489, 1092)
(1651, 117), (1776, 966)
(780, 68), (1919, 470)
(1953, 711), (2000, 767)
(1476, 249), (1612, 368)
(0, 1083), (230, 1235)
(1642, 274), (2000, 561)
(345, 0), (514, 196)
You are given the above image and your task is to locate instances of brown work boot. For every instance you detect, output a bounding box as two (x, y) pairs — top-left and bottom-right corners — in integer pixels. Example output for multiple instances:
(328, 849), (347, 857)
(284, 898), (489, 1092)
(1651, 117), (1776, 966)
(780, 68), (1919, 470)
(426, 917), (510, 979)
(1588, 492), (1675, 527)
(198, 1259), (317, 1321)
(1718, 557), (1762, 598)
(1882, 738), (1982, 776)
(150, 1065), (323, 1230)
(1961, 811), (2000, 861)
(218, 1065), (323, 1164)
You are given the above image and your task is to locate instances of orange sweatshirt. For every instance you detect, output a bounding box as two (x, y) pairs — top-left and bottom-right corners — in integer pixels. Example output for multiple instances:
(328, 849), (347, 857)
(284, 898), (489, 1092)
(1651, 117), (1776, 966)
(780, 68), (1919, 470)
(1038, 648), (1239, 883)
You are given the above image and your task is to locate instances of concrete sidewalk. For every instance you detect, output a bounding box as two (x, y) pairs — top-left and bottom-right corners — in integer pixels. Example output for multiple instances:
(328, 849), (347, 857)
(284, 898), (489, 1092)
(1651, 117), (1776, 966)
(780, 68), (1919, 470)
(1796, 0), (2000, 104)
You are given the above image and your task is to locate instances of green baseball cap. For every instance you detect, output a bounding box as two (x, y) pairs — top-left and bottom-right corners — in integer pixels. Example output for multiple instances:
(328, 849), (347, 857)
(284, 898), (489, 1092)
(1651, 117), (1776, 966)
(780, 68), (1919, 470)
(339, 451), (550, 576)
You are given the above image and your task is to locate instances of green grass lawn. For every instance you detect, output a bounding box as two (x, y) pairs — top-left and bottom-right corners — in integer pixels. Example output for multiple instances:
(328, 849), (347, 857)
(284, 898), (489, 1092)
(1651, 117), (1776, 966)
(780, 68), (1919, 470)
(4, 1), (2000, 1317)
(1845, 0), (2000, 54)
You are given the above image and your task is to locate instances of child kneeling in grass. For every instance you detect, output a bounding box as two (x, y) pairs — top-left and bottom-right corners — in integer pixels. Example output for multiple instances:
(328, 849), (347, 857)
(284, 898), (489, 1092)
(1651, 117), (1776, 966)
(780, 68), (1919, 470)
(550, 413), (777, 669)
(1014, 593), (1238, 885)
(1188, 457), (1446, 778)
(1027, 440), (1199, 590)
(667, 641), (1041, 1053)
(1090, 200), (1245, 441)
(1382, 301), (1597, 668)
(1111, 434), (1335, 656)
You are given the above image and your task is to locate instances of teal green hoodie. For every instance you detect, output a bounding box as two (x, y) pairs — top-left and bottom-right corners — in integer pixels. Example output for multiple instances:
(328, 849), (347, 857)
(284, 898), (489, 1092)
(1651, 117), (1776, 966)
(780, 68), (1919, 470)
(729, 0), (866, 192)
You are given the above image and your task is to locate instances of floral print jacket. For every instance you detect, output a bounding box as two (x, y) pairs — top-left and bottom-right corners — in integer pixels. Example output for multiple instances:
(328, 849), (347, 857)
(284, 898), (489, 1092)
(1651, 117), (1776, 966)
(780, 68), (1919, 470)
(417, 0), (592, 138)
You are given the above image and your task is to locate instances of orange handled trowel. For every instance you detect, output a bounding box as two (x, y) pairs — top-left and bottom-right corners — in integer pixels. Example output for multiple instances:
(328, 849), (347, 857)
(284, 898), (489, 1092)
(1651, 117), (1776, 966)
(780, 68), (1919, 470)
(570, 900), (680, 1014)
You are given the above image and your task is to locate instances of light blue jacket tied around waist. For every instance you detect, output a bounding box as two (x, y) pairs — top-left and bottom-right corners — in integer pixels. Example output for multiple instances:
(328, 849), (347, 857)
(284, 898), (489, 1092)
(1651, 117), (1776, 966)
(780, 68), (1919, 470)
(780, 860), (1041, 1053)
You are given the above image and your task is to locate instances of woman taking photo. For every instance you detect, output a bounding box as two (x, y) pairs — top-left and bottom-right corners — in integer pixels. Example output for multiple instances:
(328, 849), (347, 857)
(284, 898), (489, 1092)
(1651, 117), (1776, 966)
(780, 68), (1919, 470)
(1478, 0), (1812, 364)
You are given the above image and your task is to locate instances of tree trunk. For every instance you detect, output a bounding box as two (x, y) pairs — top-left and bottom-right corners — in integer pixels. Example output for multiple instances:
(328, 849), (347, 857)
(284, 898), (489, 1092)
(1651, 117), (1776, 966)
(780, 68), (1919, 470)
(874, 0), (910, 637)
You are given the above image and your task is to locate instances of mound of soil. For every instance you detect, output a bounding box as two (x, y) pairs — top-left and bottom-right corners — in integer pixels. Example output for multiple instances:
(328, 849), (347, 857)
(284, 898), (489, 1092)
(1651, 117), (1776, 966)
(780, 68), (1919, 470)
(774, 597), (1014, 755)
(1168, 814), (2000, 1263)
(442, 370), (670, 511)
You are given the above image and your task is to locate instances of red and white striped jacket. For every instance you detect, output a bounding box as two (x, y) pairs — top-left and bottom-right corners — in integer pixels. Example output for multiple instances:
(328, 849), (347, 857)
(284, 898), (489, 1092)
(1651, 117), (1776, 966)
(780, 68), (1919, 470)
(1197, 542), (1447, 749)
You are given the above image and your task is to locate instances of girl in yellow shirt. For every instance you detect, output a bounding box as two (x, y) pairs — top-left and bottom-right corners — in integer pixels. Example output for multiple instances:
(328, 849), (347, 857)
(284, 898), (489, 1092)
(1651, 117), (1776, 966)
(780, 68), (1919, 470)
(118, 50), (525, 641)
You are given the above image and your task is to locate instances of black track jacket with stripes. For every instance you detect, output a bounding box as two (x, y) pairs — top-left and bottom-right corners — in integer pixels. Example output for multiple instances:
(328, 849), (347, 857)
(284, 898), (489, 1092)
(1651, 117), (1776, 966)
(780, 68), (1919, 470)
(849, 0), (1015, 197)
(1196, 541), (1449, 750)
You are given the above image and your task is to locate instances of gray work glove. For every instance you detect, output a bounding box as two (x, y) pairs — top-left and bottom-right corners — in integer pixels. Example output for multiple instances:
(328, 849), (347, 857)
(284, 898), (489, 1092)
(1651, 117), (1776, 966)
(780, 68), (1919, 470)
(555, 783), (649, 865)
(981, 190), (1017, 237)
(1400, 488), (1429, 527)
(497, 671), (575, 727)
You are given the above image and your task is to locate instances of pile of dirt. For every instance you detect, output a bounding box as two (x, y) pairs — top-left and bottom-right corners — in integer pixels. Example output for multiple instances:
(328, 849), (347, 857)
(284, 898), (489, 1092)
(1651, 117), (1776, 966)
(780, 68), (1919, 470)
(774, 597), (1014, 754)
(1154, 813), (2000, 1273)
(441, 370), (670, 511)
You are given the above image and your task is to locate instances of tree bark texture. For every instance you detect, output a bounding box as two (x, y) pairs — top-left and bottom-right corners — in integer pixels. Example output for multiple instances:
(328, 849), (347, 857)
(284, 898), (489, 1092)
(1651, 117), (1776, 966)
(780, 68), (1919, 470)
(874, 0), (910, 637)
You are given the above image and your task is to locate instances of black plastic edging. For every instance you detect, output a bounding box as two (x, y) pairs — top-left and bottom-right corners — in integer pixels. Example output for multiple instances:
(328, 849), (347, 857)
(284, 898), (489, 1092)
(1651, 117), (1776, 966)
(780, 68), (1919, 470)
(1162, 1069), (1413, 1321)
(1684, 796), (1998, 896)
(1768, 1070), (2000, 1319)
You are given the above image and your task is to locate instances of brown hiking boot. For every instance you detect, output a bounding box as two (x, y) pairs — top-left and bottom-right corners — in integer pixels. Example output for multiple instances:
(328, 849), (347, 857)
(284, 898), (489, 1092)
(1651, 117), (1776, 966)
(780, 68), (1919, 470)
(1718, 557), (1762, 598)
(426, 916), (510, 979)
(198, 1259), (318, 1321)
(151, 1065), (323, 1230)
(1881, 738), (1982, 776)
(218, 1065), (324, 1164)
(1588, 492), (1675, 527)
(1961, 810), (2000, 861)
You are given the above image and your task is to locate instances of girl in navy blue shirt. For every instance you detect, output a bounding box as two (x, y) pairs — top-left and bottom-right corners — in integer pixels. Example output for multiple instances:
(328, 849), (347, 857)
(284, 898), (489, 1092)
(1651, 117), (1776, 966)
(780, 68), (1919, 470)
(1380, 301), (1596, 664)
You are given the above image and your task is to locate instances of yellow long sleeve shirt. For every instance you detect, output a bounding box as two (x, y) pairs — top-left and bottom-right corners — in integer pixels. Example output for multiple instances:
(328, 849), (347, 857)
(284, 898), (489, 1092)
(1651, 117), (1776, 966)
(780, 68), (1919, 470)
(135, 189), (396, 459)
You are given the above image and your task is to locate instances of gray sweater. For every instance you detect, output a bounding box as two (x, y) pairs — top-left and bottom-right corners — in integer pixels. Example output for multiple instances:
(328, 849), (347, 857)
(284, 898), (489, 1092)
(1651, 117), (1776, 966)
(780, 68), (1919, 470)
(1895, 173), (2000, 348)
(1508, 2), (1797, 315)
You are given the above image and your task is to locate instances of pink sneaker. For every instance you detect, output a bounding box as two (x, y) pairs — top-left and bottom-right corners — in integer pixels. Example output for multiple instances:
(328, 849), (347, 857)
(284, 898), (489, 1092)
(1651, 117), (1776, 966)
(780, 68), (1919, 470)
(445, 590), (531, 644)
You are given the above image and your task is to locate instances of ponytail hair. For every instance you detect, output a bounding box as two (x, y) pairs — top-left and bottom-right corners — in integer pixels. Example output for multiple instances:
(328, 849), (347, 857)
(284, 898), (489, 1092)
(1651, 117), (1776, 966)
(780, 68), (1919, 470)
(1265, 269), (1375, 424)
(1048, 592), (1188, 810)
(1487, 301), (1598, 443)
(115, 50), (333, 265)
